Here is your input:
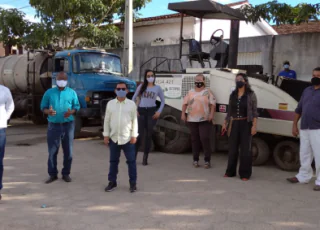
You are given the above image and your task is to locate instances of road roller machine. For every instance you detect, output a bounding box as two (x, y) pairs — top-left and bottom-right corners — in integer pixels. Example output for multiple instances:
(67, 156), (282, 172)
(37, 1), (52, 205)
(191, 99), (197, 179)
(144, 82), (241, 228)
(150, 68), (306, 172)
(0, 48), (137, 136)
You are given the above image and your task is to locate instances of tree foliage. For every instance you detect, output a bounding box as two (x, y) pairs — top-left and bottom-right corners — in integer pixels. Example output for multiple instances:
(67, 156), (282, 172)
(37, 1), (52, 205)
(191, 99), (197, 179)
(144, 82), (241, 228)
(241, 1), (320, 25)
(29, 0), (151, 48)
(0, 8), (28, 47)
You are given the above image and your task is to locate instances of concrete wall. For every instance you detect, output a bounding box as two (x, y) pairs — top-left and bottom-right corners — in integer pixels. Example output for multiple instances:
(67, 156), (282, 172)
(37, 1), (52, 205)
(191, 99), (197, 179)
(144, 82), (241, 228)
(273, 33), (320, 81)
(0, 43), (4, 56)
(108, 32), (320, 82)
(118, 20), (195, 46)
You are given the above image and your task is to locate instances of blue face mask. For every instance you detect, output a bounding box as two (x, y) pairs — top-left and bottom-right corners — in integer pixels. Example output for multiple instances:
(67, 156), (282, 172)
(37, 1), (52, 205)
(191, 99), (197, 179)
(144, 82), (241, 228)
(115, 89), (127, 98)
(284, 64), (290, 69)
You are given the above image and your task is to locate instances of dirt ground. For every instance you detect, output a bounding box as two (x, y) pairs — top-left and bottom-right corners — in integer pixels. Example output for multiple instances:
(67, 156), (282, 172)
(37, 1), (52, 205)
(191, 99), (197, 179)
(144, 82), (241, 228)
(1, 120), (320, 230)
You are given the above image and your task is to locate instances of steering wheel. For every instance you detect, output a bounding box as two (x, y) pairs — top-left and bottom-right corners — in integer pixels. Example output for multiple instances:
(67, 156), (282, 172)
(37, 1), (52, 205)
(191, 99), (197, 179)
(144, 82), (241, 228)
(210, 29), (224, 47)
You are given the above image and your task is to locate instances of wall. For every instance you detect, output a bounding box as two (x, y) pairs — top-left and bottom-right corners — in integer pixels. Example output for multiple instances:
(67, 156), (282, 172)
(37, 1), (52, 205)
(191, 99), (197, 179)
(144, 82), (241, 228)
(194, 19), (268, 41)
(0, 43), (4, 56)
(108, 33), (320, 82)
(118, 20), (195, 46)
(273, 33), (320, 81)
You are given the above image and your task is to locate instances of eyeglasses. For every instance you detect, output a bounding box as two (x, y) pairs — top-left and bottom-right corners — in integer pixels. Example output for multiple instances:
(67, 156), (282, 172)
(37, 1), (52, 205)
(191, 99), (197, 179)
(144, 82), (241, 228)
(147, 75), (154, 78)
(194, 82), (204, 84)
(116, 88), (126, 91)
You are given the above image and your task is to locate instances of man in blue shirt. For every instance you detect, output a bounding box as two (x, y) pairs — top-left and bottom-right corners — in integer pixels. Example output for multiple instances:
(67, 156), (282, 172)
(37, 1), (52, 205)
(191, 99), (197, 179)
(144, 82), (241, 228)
(287, 67), (320, 191)
(278, 61), (297, 80)
(40, 72), (80, 184)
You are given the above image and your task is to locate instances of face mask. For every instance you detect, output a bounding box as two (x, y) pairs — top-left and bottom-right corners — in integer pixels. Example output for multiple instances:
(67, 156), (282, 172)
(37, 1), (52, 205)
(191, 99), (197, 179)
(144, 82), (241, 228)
(56, 80), (67, 88)
(195, 82), (204, 88)
(236, 81), (245, 88)
(311, 77), (320, 86)
(147, 77), (154, 83)
(115, 90), (127, 98)
(284, 64), (290, 69)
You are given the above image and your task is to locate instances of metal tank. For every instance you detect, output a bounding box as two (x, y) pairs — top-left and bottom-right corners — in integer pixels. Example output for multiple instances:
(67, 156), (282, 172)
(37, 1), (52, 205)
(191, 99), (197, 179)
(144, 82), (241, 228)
(0, 52), (52, 116)
(0, 52), (52, 93)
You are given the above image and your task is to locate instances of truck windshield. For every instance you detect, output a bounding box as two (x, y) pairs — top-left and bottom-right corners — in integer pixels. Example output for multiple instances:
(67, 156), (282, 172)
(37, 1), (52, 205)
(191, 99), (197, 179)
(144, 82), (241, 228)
(73, 52), (122, 74)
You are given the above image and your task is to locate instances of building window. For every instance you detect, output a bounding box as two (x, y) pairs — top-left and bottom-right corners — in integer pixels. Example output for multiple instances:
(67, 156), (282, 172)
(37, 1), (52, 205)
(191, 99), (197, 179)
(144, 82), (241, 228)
(151, 38), (165, 46)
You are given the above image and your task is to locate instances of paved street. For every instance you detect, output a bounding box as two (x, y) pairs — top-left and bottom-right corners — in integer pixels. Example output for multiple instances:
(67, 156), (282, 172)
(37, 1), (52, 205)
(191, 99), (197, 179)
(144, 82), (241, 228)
(1, 120), (320, 230)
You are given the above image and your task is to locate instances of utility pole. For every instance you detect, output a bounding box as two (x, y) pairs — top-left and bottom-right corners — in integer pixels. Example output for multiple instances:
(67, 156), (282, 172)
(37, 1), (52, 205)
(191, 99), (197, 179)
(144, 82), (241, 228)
(124, 0), (133, 77)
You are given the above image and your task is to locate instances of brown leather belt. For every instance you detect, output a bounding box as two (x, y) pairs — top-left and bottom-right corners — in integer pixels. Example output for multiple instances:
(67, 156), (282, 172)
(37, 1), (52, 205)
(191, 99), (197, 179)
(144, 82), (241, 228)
(227, 117), (247, 137)
(232, 117), (247, 121)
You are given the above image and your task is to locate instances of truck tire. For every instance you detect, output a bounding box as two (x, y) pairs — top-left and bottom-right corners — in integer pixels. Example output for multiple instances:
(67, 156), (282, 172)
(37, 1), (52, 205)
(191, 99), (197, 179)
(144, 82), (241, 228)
(74, 116), (82, 139)
(273, 140), (300, 171)
(252, 137), (270, 166)
(154, 106), (191, 154)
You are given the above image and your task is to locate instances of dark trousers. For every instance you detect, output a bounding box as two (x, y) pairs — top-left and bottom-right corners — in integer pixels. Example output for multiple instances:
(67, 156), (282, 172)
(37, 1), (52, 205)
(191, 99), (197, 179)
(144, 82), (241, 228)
(188, 121), (212, 162)
(135, 107), (157, 157)
(47, 121), (75, 177)
(108, 140), (137, 184)
(226, 120), (252, 179)
(0, 128), (6, 190)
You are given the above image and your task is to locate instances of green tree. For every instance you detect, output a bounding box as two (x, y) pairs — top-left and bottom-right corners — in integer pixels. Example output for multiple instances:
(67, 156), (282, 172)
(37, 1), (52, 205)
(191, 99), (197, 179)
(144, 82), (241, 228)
(241, 1), (320, 25)
(29, 0), (151, 48)
(0, 7), (28, 48)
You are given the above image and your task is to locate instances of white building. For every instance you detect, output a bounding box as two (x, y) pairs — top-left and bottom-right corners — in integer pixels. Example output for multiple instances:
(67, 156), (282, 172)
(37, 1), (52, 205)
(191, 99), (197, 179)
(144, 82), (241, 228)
(115, 0), (278, 47)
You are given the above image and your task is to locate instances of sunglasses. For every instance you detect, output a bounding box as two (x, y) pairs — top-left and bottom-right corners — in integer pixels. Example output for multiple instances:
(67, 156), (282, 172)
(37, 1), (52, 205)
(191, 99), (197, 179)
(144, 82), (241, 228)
(116, 88), (126, 91)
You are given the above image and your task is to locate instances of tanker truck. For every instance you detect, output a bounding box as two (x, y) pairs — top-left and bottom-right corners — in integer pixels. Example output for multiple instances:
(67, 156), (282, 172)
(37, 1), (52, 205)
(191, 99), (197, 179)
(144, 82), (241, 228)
(0, 48), (137, 136)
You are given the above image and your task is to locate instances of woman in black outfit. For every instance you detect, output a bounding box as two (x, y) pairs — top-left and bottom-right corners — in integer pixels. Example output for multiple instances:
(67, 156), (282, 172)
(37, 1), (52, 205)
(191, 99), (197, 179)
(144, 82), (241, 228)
(221, 73), (258, 181)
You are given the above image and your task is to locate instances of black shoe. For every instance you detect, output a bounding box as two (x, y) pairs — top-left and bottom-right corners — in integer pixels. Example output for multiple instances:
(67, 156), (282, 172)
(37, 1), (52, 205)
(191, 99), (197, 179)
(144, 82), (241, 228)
(62, 175), (72, 182)
(130, 183), (137, 193)
(105, 182), (117, 192)
(45, 176), (58, 184)
(142, 154), (148, 166)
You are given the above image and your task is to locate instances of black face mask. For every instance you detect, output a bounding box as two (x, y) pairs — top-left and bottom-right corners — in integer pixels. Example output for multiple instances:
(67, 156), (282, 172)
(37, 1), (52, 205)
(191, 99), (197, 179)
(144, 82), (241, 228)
(311, 77), (320, 86)
(236, 81), (245, 88)
(195, 82), (204, 88)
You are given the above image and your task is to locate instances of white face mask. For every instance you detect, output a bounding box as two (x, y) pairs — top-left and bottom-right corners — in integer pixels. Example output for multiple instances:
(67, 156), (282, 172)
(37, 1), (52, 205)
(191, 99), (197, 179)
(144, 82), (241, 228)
(56, 80), (67, 88)
(147, 77), (154, 83)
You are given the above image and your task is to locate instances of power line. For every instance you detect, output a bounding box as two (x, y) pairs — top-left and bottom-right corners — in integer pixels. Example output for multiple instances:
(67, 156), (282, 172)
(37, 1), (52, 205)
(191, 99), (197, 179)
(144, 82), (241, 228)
(18, 5), (31, 10)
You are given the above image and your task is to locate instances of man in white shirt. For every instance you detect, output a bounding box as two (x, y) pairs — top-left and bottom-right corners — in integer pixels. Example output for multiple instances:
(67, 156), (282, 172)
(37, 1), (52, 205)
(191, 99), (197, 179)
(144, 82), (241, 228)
(0, 85), (15, 200)
(103, 82), (138, 193)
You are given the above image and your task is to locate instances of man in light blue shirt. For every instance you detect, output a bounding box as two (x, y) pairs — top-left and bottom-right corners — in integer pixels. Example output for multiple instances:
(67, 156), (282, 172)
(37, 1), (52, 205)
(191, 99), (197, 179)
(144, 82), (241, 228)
(278, 61), (297, 80)
(40, 72), (80, 184)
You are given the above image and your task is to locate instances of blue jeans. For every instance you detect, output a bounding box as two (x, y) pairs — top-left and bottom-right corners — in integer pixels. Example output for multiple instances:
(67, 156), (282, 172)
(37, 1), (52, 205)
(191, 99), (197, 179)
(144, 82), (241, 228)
(47, 121), (75, 177)
(108, 139), (137, 184)
(0, 128), (6, 190)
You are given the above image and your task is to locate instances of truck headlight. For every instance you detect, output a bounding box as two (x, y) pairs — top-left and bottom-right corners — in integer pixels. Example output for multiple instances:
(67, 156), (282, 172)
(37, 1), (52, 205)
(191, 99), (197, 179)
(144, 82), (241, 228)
(93, 93), (100, 99)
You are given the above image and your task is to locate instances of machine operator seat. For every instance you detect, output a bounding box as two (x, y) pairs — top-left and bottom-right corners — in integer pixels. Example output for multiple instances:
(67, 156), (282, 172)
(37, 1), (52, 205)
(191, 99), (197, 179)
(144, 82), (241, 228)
(187, 39), (211, 68)
(209, 36), (229, 68)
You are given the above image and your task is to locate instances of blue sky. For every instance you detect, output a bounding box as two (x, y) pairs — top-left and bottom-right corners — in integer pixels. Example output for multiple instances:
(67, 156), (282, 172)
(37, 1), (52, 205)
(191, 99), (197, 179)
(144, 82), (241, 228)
(0, 0), (319, 22)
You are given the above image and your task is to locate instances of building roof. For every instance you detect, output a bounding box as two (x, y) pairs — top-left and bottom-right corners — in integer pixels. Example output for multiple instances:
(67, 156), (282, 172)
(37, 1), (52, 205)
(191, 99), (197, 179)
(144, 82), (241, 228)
(272, 21), (320, 35)
(116, 0), (248, 24)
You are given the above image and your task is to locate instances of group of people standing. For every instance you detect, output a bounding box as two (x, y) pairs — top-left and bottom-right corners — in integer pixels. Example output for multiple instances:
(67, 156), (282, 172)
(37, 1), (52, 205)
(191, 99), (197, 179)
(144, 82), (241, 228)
(0, 66), (320, 199)
(182, 73), (258, 181)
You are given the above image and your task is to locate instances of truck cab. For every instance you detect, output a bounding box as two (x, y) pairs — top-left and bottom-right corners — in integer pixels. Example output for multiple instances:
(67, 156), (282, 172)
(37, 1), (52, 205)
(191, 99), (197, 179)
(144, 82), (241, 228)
(51, 48), (136, 136)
